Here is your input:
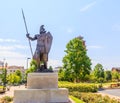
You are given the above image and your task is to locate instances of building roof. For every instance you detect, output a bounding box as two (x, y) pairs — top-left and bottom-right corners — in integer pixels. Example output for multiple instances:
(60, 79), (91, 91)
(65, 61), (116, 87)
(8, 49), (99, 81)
(112, 67), (120, 71)
(7, 65), (24, 69)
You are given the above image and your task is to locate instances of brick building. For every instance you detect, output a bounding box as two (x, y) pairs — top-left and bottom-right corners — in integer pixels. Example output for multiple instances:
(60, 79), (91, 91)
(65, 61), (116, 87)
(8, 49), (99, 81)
(112, 67), (120, 73)
(7, 66), (25, 75)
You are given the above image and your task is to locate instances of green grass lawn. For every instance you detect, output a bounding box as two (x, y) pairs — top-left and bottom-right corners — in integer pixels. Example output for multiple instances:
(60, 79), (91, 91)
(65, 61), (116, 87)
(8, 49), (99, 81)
(69, 95), (85, 103)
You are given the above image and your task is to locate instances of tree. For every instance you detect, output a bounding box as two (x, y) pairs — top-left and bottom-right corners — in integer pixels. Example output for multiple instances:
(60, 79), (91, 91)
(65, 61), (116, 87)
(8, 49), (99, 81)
(7, 73), (21, 85)
(48, 66), (53, 71)
(15, 70), (22, 77)
(15, 70), (22, 83)
(93, 63), (104, 82)
(0, 68), (7, 86)
(58, 68), (65, 81)
(62, 36), (91, 82)
(26, 59), (37, 74)
(105, 70), (112, 81)
(25, 59), (37, 81)
(112, 71), (119, 82)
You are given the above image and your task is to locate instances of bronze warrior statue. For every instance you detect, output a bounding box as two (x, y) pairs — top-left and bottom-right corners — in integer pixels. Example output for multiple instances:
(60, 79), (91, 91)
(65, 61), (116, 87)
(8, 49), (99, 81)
(26, 25), (53, 72)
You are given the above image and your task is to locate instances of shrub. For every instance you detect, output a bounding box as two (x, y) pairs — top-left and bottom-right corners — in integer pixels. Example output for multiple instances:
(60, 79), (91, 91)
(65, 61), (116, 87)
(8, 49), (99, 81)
(58, 81), (98, 92)
(70, 95), (85, 103)
(0, 86), (5, 89)
(0, 86), (6, 93)
(70, 92), (120, 103)
(0, 96), (13, 103)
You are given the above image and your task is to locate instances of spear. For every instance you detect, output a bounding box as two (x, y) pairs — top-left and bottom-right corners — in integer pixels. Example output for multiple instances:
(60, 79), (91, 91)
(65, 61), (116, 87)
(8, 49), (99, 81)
(21, 9), (33, 57)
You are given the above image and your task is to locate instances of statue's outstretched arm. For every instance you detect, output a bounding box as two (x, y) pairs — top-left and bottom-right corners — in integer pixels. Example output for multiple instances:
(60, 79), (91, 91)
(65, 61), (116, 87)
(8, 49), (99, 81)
(26, 34), (37, 41)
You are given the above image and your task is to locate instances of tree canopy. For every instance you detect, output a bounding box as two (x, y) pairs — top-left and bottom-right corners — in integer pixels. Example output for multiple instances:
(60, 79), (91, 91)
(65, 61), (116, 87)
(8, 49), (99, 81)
(93, 63), (104, 79)
(62, 36), (91, 82)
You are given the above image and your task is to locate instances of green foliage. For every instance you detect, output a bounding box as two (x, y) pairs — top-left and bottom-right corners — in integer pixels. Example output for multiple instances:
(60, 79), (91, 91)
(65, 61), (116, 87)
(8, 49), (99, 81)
(0, 96), (13, 103)
(58, 81), (98, 92)
(58, 68), (65, 81)
(15, 70), (22, 77)
(70, 92), (120, 103)
(6, 69), (22, 85)
(62, 37), (91, 82)
(48, 66), (53, 71)
(0, 86), (6, 93)
(105, 71), (112, 81)
(7, 73), (21, 85)
(98, 77), (104, 83)
(93, 63), (105, 82)
(0, 86), (5, 89)
(88, 73), (97, 83)
(26, 59), (37, 73)
(70, 95), (85, 103)
(15, 70), (22, 83)
(30, 59), (37, 71)
(25, 59), (37, 80)
(0, 68), (7, 86)
(112, 71), (119, 82)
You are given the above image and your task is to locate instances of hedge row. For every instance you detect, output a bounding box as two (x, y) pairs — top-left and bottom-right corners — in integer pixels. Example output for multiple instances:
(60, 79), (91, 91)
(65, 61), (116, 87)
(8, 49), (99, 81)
(0, 96), (13, 103)
(70, 92), (120, 103)
(0, 86), (6, 93)
(58, 81), (98, 92)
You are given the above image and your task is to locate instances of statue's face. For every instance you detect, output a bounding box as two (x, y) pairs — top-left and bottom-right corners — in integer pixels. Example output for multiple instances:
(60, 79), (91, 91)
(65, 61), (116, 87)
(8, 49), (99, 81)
(39, 25), (45, 34)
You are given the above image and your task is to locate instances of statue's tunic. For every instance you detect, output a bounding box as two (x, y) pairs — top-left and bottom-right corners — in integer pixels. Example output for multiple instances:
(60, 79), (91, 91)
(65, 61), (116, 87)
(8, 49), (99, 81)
(33, 32), (53, 62)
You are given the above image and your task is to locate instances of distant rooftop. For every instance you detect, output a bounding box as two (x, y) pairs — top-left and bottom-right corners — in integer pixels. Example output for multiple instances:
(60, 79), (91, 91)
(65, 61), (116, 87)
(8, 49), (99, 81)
(7, 65), (24, 69)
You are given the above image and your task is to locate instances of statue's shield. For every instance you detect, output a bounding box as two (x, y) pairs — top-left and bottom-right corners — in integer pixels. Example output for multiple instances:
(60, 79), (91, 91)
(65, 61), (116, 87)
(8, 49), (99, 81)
(45, 32), (53, 53)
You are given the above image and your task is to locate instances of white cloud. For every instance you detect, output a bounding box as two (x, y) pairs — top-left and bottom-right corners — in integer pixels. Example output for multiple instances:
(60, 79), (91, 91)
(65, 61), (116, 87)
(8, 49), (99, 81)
(87, 45), (103, 49)
(112, 24), (120, 31)
(14, 44), (28, 49)
(0, 44), (29, 68)
(0, 46), (14, 51)
(0, 45), (28, 51)
(80, 1), (96, 12)
(0, 51), (26, 58)
(0, 38), (18, 43)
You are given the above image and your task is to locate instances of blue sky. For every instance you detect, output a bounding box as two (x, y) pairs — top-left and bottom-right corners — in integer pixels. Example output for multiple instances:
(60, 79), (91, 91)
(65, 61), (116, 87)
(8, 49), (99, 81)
(0, 0), (120, 69)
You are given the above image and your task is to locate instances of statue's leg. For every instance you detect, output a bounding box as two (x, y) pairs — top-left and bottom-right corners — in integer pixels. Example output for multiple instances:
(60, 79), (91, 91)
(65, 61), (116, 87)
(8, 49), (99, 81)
(44, 62), (47, 69)
(33, 51), (40, 69)
(37, 58), (40, 69)
(43, 53), (48, 69)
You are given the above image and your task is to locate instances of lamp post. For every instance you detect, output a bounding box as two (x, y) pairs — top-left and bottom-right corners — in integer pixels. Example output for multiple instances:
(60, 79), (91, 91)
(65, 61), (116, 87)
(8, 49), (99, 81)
(26, 58), (31, 69)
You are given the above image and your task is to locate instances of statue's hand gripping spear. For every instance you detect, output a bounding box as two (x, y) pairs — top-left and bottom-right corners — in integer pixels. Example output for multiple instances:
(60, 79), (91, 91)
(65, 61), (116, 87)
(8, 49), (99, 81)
(22, 9), (33, 57)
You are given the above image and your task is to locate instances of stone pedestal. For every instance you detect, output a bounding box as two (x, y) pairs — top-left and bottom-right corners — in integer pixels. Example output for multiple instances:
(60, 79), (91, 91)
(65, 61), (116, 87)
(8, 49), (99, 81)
(14, 73), (69, 103)
(27, 73), (58, 89)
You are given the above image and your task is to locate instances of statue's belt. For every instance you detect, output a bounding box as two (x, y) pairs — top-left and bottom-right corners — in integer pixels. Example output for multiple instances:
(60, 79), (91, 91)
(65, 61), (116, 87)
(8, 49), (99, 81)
(37, 45), (45, 47)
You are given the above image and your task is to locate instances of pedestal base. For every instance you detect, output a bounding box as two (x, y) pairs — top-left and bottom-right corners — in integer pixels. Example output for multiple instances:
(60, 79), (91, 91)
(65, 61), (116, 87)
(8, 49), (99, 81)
(27, 73), (58, 89)
(14, 73), (69, 103)
(14, 88), (69, 103)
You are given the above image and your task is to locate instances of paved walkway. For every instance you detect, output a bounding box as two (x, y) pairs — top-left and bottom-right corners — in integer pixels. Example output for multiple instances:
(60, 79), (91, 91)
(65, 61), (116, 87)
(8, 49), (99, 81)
(98, 89), (120, 101)
(98, 89), (120, 97)
(0, 85), (26, 98)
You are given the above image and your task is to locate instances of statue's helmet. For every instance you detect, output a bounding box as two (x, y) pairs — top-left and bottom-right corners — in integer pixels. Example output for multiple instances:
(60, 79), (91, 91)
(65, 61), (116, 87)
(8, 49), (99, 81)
(39, 25), (45, 34)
